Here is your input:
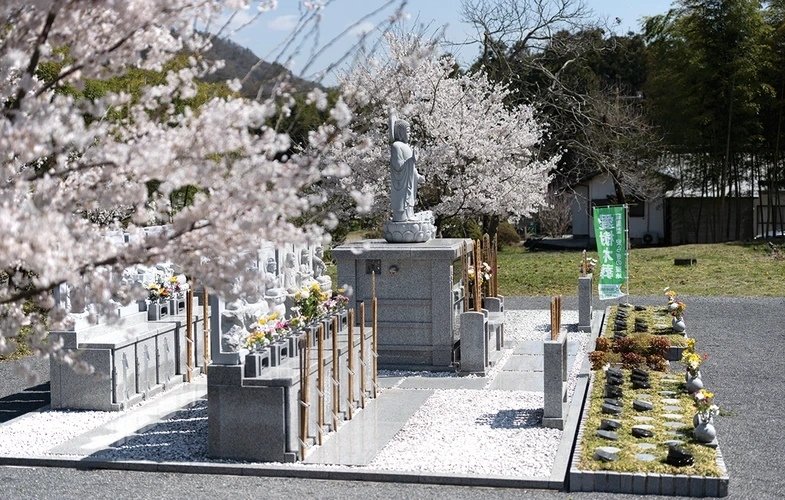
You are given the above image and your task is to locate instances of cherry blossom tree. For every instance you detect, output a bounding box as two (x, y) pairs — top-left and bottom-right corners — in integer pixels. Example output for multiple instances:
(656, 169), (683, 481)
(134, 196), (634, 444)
(331, 33), (557, 234)
(0, 0), (404, 367)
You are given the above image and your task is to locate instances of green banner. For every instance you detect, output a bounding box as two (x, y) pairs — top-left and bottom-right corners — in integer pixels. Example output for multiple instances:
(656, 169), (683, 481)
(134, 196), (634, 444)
(593, 206), (627, 300)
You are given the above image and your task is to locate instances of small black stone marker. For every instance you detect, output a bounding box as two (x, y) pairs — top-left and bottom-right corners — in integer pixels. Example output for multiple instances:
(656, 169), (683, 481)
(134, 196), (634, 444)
(613, 331), (627, 339)
(632, 368), (650, 379)
(633, 400), (654, 411)
(674, 258), (697, 266)
(634, 305), (646, 311)
(632, 379), (652, 390)
(606, 367), (623, 378)
(606, 375), (623, 386)
(632, 427), (654, 438)
(601, 403), (623, 415)
(600, 419), (622, 431)
(605, 386), (623, 399)
(596, 430), (620, 441)
(666, 445), (695, 467)
(604, 398), (623, 407)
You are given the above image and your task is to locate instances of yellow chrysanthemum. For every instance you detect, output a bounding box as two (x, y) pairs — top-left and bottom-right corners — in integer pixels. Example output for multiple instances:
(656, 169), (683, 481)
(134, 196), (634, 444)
(311, 283), (321, 291)
(267, 312), (279, 321)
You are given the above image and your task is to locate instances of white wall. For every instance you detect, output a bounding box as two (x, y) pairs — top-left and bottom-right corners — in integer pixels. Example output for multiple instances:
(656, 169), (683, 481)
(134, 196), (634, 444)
(571, 173), (665, 242)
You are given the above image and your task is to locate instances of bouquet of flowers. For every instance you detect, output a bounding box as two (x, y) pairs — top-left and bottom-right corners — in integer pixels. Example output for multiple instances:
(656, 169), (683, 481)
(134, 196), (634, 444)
(671, 300), (686, 319)
(468, 262), (492, 288)
(293, 282), (330, 321)
(146, 274), (188, 303)
(322, 289), (350, 315)
(664, 287), (677, 304)
(692, 389), (720, 424)
(680, 351), (707, 377)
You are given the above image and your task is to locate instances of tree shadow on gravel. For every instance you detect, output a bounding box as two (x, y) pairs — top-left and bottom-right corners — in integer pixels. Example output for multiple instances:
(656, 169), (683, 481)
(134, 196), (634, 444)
(91, 399), (209, 462)
(475, 408), (543, 429)
(0, 382), (50, 423)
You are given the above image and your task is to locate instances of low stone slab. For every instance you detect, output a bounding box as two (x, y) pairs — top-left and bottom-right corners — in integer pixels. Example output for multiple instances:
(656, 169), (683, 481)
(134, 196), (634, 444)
(597, 430), (620, 441)
(601, 403), (623, 415)
(633, 400), (654, 412)
(595, 447), (621, 462)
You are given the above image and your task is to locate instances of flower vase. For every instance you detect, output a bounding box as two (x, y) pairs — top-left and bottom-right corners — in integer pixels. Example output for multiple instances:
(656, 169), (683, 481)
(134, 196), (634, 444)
(672, 316), (686, 333)
(685, 371), (704, 393)
(694, 421), (717, 443)
(693, 413), (715, 427)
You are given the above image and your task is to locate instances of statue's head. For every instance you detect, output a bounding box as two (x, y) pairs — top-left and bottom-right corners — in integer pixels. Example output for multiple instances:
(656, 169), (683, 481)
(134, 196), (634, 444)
(315, 246), (323, 257)
(266, 257), (276, 273)
(393, 119), (410, 143)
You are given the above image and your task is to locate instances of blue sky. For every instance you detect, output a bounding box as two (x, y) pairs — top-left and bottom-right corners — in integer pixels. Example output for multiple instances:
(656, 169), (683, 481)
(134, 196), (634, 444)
(223, 0), (675, 84)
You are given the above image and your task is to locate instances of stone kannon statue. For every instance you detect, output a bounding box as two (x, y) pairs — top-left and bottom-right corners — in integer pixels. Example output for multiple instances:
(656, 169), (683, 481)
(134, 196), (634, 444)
(389, 117), (424, 222)
(263, 257), (286, 318)
(383, 114), (436, 243)
(298, 248), (318, 290)
(312, 246), (332, 291)
(282, 251), (299, 293)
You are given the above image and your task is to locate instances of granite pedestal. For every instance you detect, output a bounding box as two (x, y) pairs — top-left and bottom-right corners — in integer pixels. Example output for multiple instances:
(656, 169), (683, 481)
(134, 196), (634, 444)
(333, 238), (470, 369)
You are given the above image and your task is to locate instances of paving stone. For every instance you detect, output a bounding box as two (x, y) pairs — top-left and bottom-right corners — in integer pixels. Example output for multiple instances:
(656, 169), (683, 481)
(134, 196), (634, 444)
(633, 416), (655, 422)
(634, 394), (652, 400)
(663, 439), (685, 446)
(661, 413), (683, 419)
(661, 398), (681, 404)
(664, 421), (688, 429)
(635, 453), (657, 461)
(636, 443), (657, 450)
(663, 405), (682, 411)
(659, 390), (677, 396)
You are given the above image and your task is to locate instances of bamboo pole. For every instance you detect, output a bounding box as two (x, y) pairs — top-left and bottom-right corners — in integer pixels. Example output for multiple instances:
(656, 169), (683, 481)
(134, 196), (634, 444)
(331, 315), (339, 431)
(371, 271), (378, 398)
(461, 243), (468, 311)
(359, 302), (367, 409)
(492, 233), (499, 297)
(473, 240), (482, 312)
(550, 295), (562, 340)
(299, 331), (311, 459)
(186, 288), (194, 382)
(202, 287), (209, 374)
(317, 323), (325, 445)
(347, 308), (355, 420)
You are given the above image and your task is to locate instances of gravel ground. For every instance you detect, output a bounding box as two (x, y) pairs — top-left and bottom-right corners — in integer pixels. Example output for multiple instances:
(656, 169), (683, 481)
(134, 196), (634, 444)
(0, 296), (782, 499)
(1, 309), (586, 480)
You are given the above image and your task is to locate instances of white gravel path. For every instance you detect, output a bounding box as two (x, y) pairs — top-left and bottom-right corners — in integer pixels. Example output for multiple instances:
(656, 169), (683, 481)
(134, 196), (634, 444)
(368, 389), (559, 477)
(0, 308), (592, 479)
(0, 410), (117, 457)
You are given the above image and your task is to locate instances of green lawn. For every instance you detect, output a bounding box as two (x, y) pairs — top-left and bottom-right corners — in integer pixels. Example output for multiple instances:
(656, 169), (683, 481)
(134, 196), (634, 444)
(497, 241), (785, 297)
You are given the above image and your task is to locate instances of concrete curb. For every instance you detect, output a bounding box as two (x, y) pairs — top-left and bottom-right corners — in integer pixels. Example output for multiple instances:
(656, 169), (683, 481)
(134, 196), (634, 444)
(0, 454), (562, 489)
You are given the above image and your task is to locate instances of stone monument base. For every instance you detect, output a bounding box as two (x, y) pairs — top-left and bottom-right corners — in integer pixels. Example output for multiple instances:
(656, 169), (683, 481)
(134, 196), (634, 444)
(333, 238), (470, 369)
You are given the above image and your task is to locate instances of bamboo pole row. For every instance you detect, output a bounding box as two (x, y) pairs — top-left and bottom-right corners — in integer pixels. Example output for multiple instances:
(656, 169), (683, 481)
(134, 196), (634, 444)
(295, 271), (380, 459)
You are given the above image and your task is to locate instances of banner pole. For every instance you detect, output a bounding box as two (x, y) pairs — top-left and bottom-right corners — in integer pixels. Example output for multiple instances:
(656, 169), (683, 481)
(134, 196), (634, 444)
(625, 204), (630, 304)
